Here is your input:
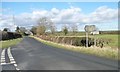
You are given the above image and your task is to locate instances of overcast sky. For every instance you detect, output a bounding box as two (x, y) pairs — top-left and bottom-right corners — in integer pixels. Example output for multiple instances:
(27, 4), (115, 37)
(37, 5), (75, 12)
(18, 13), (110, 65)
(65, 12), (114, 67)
(0, 2), (118, 31)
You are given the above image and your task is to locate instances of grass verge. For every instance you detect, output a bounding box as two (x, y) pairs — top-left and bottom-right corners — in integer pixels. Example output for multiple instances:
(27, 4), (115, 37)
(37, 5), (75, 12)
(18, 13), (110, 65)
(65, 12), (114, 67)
(0, 38), (23, 48)
(31, 36), (119, 60)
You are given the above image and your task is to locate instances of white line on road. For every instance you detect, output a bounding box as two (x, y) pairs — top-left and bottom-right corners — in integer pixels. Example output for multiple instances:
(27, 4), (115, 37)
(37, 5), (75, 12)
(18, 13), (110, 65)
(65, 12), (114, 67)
(0, 47), (20, 71)
(14, 64), (17, 67)
(7, 47), (20, 71)
(16, 68), (20, 71)
(1, 49), (6, 65)
(7, 47), (14, 64)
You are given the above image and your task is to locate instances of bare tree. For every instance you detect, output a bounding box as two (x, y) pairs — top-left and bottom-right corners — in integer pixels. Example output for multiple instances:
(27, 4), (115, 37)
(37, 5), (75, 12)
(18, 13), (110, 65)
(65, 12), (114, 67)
(38, 17), (48, 26)
(37, 17), (48, 35)
(71, 24), (78, 33)
(49, 22), (56, 34)
(37, 17), (56, 35)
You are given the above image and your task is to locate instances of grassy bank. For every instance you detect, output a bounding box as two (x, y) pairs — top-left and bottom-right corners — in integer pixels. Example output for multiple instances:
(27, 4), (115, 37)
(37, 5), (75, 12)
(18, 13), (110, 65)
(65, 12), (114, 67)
(0, 38), (23, 48)
(31, 36), (119, 60)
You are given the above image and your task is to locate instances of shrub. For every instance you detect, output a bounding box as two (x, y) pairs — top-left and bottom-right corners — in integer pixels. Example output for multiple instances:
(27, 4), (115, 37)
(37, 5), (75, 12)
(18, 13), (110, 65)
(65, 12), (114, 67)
(72, 37), (94, 47)
(0, 31), (22, 41)
(38, 35), (111, 48)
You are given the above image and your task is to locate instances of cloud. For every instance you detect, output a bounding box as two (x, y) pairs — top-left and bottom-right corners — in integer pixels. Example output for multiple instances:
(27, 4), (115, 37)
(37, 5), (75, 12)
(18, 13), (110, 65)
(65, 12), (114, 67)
(88, 6), (118, 23)
(0, 6), (118, 31)
(29, 6), (117, 24)
(0, 16), (17, 31)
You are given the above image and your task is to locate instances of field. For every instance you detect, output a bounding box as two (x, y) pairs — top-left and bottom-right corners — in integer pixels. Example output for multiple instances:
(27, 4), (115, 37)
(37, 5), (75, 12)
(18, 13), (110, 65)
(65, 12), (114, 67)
(95, 34), (119, 48)
(0, 38), (23, 48)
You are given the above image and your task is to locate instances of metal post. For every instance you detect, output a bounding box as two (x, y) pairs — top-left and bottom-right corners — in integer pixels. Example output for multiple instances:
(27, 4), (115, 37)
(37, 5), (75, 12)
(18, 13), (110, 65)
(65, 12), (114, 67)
(86, 32), (88, 48)
(94, 34), (96, 47)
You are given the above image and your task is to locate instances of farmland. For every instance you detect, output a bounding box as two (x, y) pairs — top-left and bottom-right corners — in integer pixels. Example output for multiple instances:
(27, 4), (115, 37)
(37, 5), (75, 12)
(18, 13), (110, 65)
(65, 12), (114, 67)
(95, 34), (119, 49)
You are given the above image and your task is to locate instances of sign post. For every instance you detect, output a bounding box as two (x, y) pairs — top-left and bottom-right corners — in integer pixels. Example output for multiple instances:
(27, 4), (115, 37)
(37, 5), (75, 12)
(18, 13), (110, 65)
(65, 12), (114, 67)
(86, 32), (88, 47)
(84, 25), (96, 48)
(94, 34), (96, 47)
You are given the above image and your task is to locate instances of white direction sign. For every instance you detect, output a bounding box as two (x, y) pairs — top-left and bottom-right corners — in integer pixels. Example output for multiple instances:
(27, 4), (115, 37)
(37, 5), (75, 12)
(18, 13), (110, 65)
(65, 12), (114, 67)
(84, 25), (96, 33)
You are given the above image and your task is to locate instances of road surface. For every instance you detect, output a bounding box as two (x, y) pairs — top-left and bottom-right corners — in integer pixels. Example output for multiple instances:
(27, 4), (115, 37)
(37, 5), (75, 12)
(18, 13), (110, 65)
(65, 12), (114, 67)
(0, 37), (119, 71)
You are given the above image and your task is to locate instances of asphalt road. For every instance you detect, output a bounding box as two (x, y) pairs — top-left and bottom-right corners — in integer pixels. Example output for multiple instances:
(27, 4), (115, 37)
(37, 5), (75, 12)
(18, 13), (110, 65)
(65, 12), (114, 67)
(1, 37), (119, 70)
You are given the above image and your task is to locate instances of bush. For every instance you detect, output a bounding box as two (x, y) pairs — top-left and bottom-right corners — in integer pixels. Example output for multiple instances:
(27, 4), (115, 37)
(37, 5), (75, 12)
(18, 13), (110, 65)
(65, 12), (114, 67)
(0, 31), (22, 41)
(38, 35), (111, 48)
(72, 37), (94, 47)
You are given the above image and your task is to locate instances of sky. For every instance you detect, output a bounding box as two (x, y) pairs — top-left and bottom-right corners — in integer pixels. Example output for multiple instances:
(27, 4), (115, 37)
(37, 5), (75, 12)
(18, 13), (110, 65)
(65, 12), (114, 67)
(0, 2), (118, 31)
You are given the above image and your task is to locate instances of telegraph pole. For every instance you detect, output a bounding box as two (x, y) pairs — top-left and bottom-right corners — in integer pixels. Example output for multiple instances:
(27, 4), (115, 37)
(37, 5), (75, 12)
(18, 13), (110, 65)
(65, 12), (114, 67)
(13, 14), (15, 26)
(12, 14), (17, 32)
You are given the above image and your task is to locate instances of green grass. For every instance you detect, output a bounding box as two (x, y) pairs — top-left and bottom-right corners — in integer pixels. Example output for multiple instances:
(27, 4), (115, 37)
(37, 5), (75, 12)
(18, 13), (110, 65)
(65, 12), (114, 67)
(0, 38), (23, 48)
(94, 34), (118, 48)
(31, 36), (119, 60)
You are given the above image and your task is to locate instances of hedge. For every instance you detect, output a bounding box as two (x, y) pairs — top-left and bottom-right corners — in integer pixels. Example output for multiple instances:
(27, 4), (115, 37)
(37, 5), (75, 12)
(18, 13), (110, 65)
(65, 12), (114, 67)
(37, 35), (111, 48)
(0, 31), (22, 41)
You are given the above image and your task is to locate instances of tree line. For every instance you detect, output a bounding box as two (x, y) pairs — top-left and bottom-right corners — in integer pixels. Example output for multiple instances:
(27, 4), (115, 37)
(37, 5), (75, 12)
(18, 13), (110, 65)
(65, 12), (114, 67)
(30, 17), (78, 36)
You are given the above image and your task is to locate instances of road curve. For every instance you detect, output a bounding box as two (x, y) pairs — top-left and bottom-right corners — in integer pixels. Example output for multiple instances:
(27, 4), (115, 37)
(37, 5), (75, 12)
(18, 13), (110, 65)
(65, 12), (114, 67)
(3, 37), (119, 70)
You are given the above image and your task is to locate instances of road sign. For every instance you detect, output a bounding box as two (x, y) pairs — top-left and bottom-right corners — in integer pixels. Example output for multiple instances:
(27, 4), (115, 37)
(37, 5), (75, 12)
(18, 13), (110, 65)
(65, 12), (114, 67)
(84, 25), (96, 33)
(84, 25), (97, 48)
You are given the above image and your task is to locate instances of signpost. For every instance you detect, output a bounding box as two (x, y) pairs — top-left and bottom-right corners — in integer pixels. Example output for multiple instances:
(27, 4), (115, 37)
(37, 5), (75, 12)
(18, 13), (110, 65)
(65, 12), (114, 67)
(84, 25), (96, 47)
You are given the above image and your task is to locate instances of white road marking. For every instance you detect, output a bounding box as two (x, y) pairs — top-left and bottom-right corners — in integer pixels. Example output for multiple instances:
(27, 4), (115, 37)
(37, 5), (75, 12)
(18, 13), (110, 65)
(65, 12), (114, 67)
(7, 47), (14, 64)
(1, 57), (5, 59)
(1, 63), (7, 65)
(7, 47), (20, 71)
(16, 68), (20, 71)
(10, 58), (15, 61)
(1, 49), (6, 65)
(0, 47), (20, 70)
(10, 61), (16, 64)
(14, 64), (17, 67)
